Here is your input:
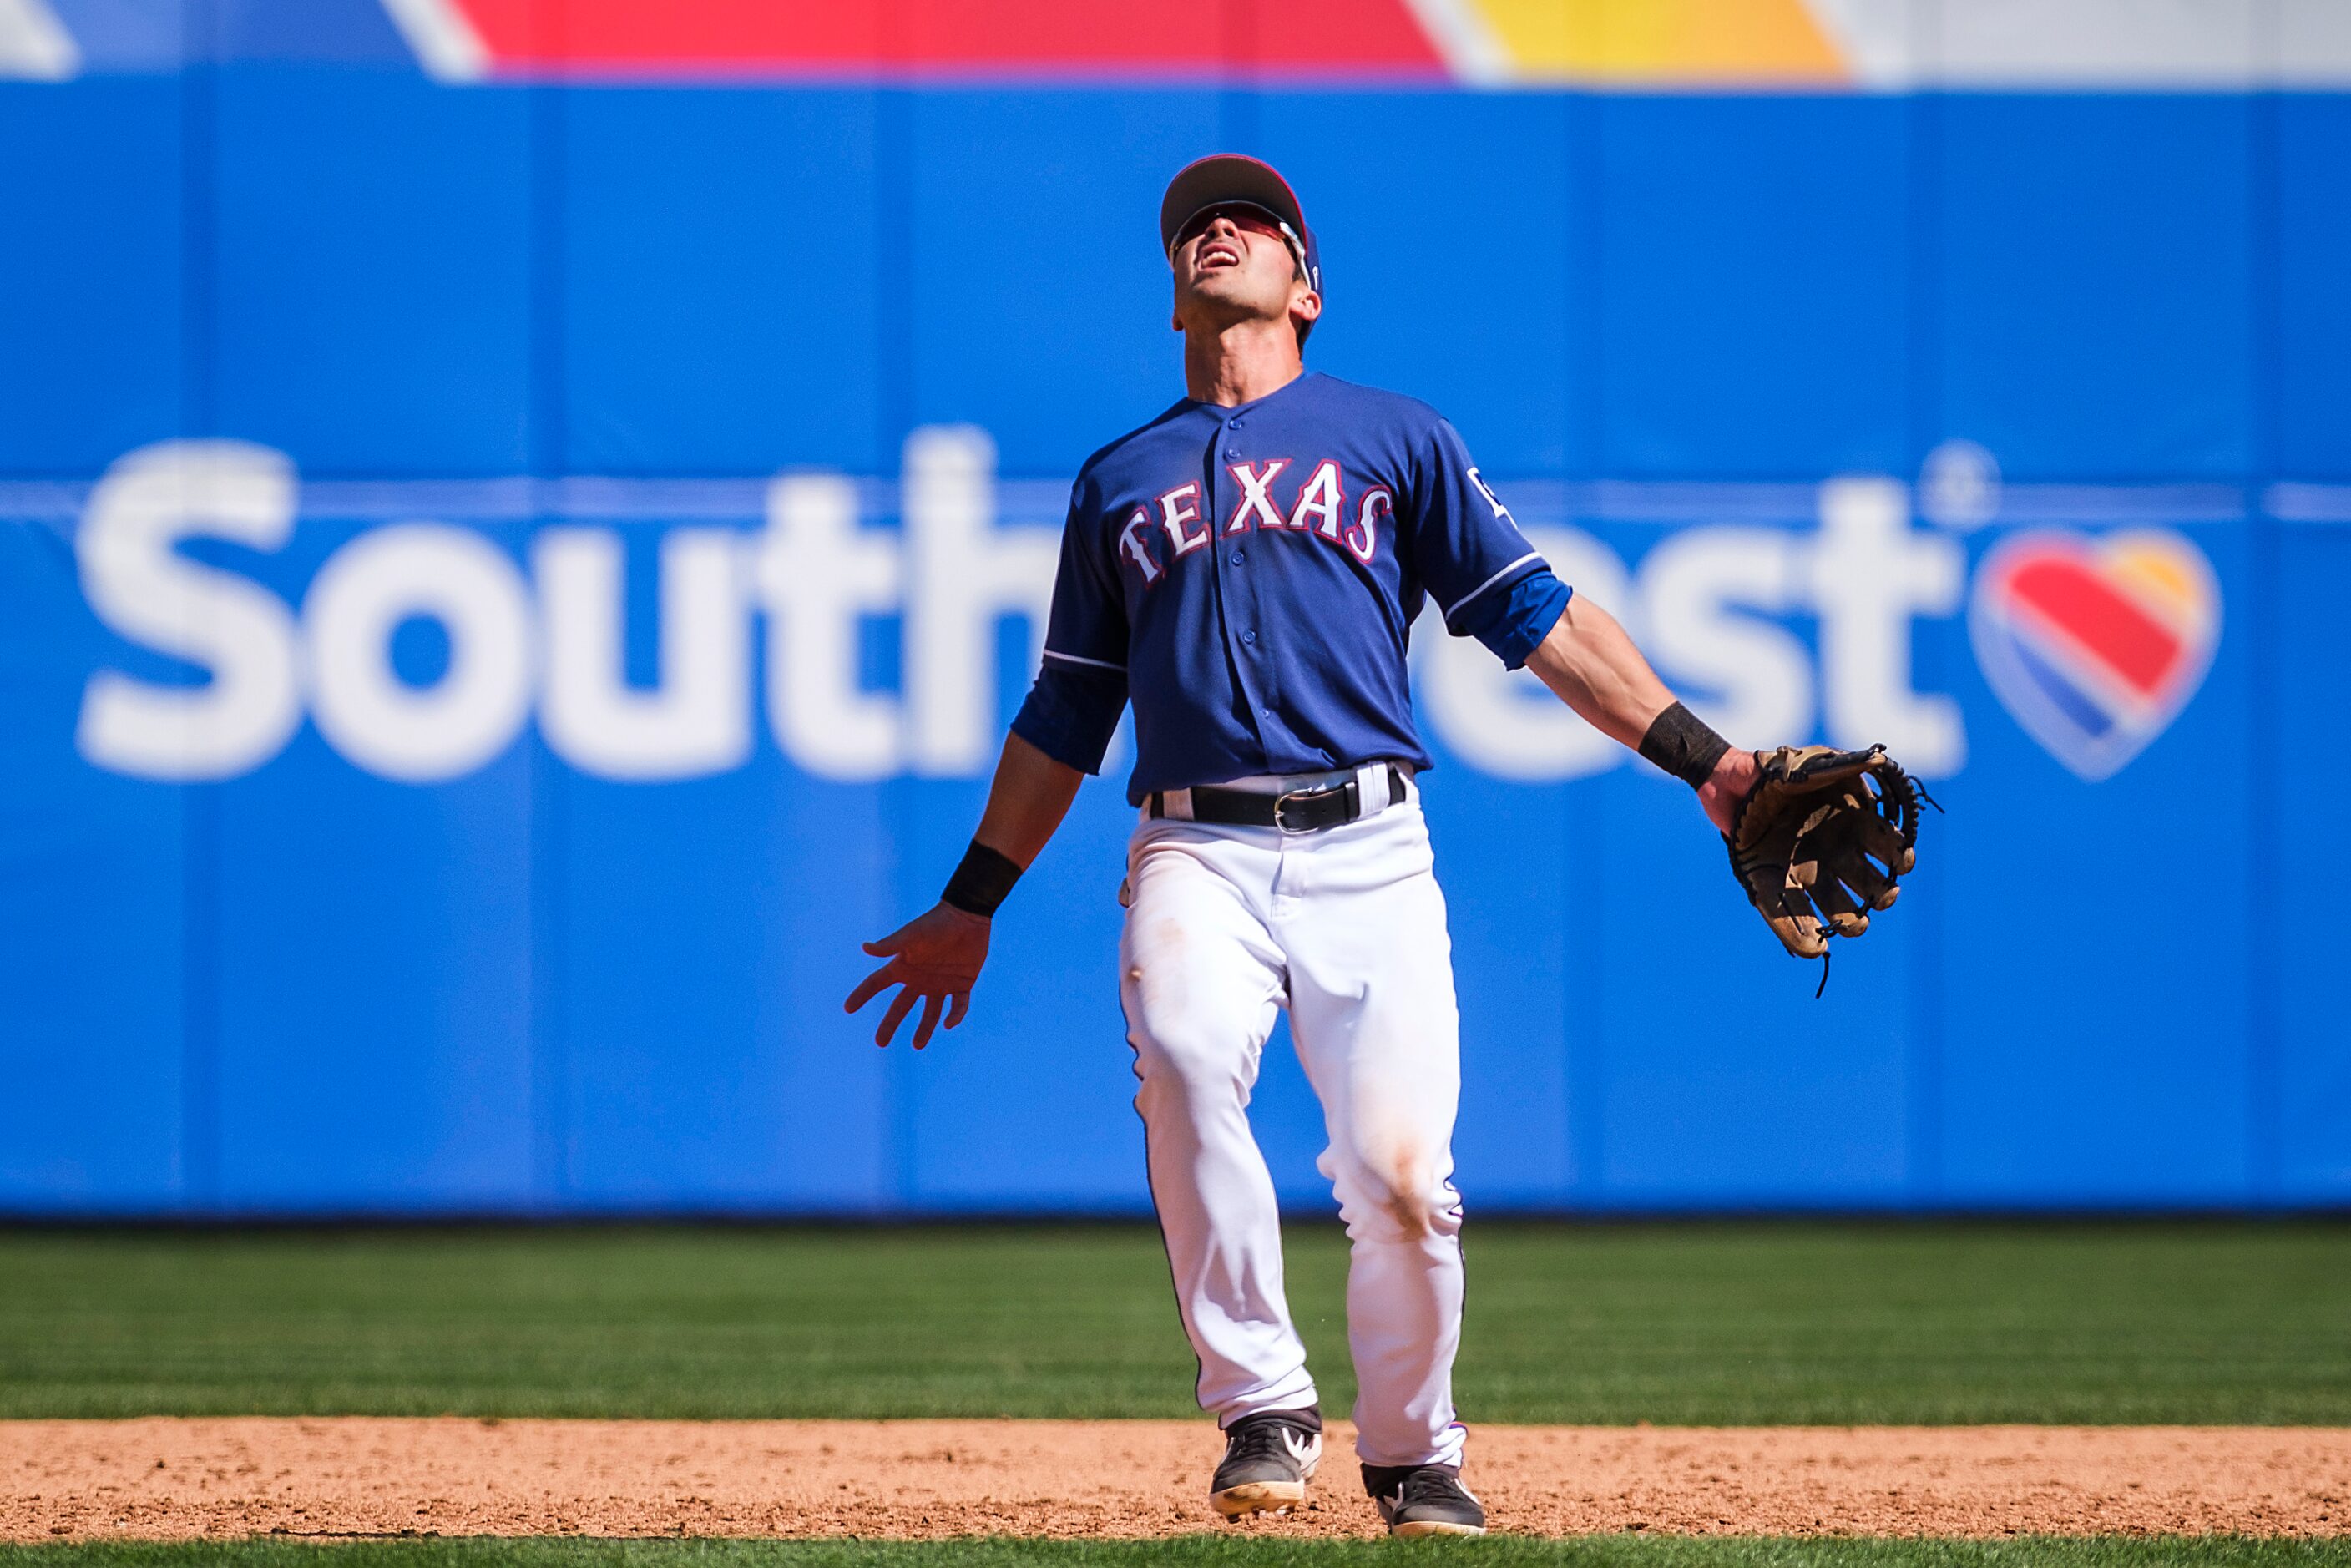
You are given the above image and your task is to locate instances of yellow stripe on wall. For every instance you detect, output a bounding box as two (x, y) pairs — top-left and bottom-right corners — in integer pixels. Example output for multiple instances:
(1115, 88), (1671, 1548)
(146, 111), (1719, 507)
(1471, 0), (1850, 84)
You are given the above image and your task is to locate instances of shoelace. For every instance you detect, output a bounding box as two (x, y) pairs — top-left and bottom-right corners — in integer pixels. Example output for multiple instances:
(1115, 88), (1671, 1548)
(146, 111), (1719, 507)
(1393, 1468), (1470, 1510)
(1226, 1419), (1310, 1464)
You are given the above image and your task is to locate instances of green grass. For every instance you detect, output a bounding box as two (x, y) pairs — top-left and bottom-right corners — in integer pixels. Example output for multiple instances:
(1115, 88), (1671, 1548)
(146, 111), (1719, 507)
(0, 1222), (2345, 1424)
(6, 1538), (2351, 1568)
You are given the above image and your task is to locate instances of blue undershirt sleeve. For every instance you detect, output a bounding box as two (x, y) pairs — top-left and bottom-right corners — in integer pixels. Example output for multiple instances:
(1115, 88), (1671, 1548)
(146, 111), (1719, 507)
(1457, 568), (1572, 670)
(1009, 477), (1131, 775)
(1010, 661), (1127, 776)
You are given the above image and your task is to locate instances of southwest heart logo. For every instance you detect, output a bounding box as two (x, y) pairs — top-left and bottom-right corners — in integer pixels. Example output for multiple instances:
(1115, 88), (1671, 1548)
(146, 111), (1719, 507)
(1968, 529), (2220, 781)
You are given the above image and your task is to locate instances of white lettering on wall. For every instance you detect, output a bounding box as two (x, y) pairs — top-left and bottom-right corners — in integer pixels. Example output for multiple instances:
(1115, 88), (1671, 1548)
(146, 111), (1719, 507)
(303, 524), (534, 781)
(754, 472), (903, 781)
(76, 441), (302, 780)
(68, 438), (1969, 787)
(538, 527), (751, 780)
(1640, 524), (1813, 748)
(1418, 526), (1633, 781)
(902, 426), (1058, 776)
(1812, 477), (1965, 774)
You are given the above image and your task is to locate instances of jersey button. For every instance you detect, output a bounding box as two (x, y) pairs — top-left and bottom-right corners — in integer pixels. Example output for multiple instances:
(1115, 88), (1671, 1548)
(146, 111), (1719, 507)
(1223, 447), (1240, 459)
(1241, 628), (1256, 644)
(1230, 550), (1244, 565)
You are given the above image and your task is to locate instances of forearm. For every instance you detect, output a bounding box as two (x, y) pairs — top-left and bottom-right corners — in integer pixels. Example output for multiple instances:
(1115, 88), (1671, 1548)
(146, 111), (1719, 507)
(973, 731), (1085, 869)
(1521, 594), (1675, 749)
(1524, 594), (1758, 831)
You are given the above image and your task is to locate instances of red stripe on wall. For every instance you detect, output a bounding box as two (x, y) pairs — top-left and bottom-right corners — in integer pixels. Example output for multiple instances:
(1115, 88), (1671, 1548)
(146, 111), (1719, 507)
(2006, 558), (2183, 698)
(454, 0), (1447, 77)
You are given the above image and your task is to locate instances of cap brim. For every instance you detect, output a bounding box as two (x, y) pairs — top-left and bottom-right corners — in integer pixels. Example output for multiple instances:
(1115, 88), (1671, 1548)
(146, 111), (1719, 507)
(1160, 154), (1308, 258)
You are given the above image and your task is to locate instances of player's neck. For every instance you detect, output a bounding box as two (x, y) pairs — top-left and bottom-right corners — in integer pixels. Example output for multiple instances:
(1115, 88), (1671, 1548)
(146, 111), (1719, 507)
(1182, 318), (1305, 407)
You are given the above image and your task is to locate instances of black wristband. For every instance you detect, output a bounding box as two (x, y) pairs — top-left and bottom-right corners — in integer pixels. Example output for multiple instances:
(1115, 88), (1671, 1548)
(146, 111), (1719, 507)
(1638, 701), (1733, 790)
(941, 842), (1023, 918)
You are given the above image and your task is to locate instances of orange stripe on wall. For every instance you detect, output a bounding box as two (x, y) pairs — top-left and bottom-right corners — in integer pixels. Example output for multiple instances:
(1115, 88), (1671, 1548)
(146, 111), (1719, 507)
(1471, 0), (1848, 83)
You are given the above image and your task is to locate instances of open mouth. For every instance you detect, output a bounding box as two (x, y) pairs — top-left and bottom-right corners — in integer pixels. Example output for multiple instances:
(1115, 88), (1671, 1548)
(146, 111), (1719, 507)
(1199, 241), (1241, 270)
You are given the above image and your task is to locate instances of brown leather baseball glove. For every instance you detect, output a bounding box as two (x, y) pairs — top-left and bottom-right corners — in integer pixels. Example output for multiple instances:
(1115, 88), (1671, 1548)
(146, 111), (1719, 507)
(1724, 745), (1931, 987)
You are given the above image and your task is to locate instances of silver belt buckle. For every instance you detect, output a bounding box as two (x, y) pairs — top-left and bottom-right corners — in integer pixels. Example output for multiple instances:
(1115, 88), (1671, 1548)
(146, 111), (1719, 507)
(1272, 782), (1342, 835)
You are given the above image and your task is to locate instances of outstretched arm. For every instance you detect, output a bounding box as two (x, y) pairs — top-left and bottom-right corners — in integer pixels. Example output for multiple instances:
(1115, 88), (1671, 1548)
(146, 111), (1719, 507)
(1521, 594), (1757, 834)
(843, 732), (1084, 1049)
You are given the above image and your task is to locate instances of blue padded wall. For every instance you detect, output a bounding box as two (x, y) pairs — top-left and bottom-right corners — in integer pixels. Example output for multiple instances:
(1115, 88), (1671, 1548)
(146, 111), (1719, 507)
(0, 83), (185, 474)
(561, 89), (886, 477)
(1933, 95), (2255, 482)
(0, 72), (2343, 1216)
(1597, 96), (1911, 481)
(210, 68), (533, 474)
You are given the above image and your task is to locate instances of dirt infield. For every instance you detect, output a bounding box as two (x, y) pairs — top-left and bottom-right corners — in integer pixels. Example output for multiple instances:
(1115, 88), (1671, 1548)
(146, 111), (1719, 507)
(5, 1419), (2346, 1542)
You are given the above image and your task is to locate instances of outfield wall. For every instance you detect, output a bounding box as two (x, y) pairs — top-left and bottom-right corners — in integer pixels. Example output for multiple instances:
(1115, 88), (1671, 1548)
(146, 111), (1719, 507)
(3, 0), (2348, 1216)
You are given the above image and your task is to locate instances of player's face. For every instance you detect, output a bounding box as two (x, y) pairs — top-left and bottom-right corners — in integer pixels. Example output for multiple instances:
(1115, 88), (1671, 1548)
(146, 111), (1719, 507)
(1170, 205), (1318, 336)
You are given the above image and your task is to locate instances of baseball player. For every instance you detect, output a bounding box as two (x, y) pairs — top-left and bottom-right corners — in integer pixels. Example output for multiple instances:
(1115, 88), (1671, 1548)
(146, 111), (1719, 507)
(848, 154), (1919, 1536)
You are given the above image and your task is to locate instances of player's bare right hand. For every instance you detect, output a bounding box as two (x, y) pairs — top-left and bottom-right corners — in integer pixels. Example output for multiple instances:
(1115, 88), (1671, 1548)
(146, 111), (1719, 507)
(844, 903), (990, 1050)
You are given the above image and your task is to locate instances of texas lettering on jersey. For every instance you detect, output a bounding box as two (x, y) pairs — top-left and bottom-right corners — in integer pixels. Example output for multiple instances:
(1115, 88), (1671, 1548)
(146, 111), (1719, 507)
(1011, 372), (1568, 802)
(1116, 461), (1391, 587)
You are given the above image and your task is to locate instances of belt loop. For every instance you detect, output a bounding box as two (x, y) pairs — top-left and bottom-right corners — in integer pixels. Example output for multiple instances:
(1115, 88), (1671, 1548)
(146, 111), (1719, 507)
(1164, 787), (1194, 822)
(1353, 762), (1383, 821)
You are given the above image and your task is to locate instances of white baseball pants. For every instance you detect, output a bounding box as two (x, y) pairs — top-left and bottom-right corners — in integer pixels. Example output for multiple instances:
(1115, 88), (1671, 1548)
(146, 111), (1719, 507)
(1118, 776), (1468, 1469)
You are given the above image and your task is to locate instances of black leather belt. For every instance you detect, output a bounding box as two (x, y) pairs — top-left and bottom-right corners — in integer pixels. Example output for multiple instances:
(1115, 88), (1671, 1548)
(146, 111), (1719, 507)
(1149, 765), (1408, 835)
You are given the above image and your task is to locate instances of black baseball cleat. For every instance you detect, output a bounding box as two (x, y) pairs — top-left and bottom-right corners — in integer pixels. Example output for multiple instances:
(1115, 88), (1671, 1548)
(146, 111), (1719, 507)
(1363, 1462), (1487, 1537)
(1209, 1406), (1324, 1518)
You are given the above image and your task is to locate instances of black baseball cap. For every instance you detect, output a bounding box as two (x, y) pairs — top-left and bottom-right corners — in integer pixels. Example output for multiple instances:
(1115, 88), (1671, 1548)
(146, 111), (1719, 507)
(1160, 154), (1323, 330)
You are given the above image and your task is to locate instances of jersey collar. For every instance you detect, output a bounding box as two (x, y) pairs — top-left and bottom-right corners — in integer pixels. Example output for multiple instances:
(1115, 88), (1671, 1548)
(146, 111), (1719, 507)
(1184, 368), (1321, 419)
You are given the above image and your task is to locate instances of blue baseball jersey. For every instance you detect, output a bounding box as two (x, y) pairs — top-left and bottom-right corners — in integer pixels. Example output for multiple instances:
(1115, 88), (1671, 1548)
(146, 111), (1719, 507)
(1010, 371), (1570, 804)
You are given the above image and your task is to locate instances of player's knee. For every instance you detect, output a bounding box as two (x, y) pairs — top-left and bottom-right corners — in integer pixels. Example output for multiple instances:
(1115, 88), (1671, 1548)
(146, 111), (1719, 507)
(1127, 1006), (1255, 1109)
(1331, 1154), (1461, 1245)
